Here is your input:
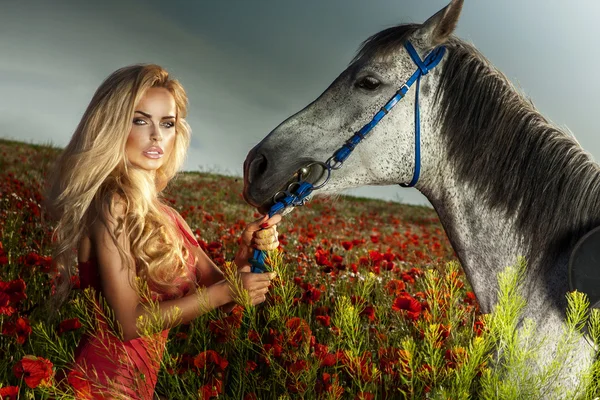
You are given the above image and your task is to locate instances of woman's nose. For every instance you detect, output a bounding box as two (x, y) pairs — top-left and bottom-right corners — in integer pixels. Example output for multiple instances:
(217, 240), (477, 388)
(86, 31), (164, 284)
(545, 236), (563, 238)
(150, 125), (163, 141)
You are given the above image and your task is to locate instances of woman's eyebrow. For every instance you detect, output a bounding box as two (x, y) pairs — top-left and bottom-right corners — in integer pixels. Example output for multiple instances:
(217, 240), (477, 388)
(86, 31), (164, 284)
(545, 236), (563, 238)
(134, 110), (176, 119)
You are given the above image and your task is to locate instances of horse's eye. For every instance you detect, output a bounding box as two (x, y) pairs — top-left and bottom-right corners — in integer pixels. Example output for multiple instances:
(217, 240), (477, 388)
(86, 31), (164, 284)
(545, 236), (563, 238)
(355, 76), (381, 91)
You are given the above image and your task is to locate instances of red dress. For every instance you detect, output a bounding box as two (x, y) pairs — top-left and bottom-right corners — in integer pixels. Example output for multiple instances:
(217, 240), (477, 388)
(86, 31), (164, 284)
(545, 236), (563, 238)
(72, 207), (199, 399)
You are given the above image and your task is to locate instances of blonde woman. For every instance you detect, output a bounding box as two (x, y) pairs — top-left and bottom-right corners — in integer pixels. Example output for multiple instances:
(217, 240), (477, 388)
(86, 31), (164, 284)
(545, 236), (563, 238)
(46, 64), (280, 399)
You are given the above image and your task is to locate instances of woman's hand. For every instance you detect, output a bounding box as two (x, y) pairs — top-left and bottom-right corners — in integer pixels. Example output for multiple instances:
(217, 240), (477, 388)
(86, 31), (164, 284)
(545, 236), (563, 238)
(243, 270), (276, 305)
(235, 214), (282, 268)
(226, 271), (276, 306)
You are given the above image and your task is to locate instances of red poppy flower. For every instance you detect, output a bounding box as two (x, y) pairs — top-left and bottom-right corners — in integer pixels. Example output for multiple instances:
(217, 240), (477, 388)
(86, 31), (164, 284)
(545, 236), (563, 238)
(12, 355), (54, 389)
(70, 274), (80, 290)
(245, 360), (258, 373)
(444, 347), (468, 369)
(317, 372), (333, 393)
(194, 350), (228, 372)
(474, 319), (486, 336)
(300, 284), (321, 305)
(385, 279), (406, 296)
(360, 305), (376, 322)
(208, 306), (243, 343)
(313, 343), (328, 358)
(199, 378), (223, 399)
(465, 291), (478, 305)
(378, 347), (404, 376)
(248, 329), (260, 343)
(0, 386), (19, 399)
(368, 250), (384, 265)
(288, 359), (309, 375)
(316, 315), (331, 327)
(0, 279), (26, 316)
(2, 316), (32, 345)
(1, 279), (26, 303)
(314, 248), (332, 267)
(285, 317), (312, 348)
(206, 241), (221, 252)
(67, 370), (92, 399)
(341, 241), (353, 251)
(392, 293), (422, 321)
(314, 306), (330, 316)
(314, 344), (337, 368)
(58, 318), (82, 335)
(21, 252), (53, 273)
(264, 343), (283, 358)
(331, 254), (344, 264)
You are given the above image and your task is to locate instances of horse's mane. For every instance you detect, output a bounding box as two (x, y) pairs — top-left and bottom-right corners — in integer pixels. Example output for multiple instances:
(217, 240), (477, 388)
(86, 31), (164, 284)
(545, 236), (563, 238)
(355, 24), (600, 264)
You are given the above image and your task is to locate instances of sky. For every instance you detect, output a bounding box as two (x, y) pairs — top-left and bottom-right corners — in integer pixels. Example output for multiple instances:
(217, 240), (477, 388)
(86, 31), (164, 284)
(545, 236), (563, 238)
(1, 0), (599, 206)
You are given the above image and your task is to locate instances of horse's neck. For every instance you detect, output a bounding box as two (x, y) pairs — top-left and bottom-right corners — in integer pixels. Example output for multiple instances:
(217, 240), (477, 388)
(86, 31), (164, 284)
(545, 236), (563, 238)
(422, 176), (543, 313)
(417, 85), (600, 316)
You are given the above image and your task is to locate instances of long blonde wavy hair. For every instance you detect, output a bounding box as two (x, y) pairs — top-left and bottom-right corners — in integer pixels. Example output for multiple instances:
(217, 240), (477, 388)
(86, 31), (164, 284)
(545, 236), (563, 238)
(46, 64), (194, 307)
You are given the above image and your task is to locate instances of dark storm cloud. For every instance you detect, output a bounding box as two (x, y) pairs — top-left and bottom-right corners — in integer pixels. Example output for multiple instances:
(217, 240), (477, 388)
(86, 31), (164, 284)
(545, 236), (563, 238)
(1, 0), (598, 206)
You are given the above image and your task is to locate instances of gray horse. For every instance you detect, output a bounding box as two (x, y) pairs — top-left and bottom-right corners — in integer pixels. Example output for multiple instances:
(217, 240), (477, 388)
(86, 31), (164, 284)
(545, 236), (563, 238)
(243, 0), (600, 393)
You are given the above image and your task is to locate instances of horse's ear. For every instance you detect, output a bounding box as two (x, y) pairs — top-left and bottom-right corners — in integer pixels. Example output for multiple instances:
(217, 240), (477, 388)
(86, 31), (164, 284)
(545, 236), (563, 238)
(413, 0), (464, 47)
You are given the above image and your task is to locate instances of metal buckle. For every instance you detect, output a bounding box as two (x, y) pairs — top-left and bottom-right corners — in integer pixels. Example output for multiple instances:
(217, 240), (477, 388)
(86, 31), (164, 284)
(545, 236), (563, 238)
(302, 161), (331, 189)
(326, 155), (343, 171)
(398, 83), (409, 95)
(272, 190), (291, 203)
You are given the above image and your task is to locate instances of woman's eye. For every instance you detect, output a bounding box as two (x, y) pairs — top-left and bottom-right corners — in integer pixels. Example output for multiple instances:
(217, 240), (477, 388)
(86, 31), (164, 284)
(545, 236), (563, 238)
(133, 118), (147, 125)
(162, 121), (175, 128)
(355, 76), (381, 91)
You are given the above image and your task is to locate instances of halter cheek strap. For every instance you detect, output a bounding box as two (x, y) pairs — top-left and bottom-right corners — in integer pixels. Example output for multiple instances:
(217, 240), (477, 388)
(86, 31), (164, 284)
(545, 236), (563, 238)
(249, 41), (447, 272)
(399, 41), (441, 187)
(399, 72), (422, 188)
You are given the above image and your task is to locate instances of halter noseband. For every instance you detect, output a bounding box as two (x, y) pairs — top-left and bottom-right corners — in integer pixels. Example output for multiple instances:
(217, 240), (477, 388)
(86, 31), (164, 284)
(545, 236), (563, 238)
(250, 41), (447, 272)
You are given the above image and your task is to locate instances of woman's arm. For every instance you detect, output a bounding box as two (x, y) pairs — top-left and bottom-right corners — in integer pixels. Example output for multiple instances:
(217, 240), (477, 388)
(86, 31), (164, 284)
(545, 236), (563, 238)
(91, 201), (274, 341)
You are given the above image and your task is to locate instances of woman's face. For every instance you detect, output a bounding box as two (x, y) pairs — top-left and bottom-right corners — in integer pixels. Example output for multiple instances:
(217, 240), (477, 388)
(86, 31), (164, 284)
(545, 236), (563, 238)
(125, 87), (177, 174)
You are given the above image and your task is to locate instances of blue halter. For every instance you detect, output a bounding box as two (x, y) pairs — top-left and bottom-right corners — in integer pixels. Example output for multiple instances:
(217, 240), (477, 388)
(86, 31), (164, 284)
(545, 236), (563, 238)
(249, 41), (446, 272)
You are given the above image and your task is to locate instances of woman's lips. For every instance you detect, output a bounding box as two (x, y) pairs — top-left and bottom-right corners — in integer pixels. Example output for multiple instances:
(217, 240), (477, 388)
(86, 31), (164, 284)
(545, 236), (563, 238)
(143, 150), (163, 159)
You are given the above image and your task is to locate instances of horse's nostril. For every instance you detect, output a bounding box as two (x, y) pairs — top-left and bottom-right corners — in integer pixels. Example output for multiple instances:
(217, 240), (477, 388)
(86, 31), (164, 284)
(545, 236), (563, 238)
(248, 154), (268, 184)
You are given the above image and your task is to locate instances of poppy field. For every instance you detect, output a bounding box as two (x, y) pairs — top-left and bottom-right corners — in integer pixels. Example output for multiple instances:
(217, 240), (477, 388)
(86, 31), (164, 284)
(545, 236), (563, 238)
(1, 138), (599, 399)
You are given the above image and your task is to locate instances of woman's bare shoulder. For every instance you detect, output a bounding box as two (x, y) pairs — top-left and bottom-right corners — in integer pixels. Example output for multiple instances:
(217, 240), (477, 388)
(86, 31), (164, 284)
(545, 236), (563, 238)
(88, 193), (127, 238)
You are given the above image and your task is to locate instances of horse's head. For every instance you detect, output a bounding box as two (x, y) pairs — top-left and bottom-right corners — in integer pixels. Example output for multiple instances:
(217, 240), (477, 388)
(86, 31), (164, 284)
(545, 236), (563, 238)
(243, 0), (463, 214)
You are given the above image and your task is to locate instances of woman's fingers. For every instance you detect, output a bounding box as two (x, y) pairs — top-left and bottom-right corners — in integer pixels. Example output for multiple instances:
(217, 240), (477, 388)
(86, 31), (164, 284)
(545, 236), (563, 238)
(249, 287), (269, 297)
(247, 278), (275, 305)
(247, 280), (272, 292)
(252, 225), (279, 251)
(251, 294), (267, 305)
(259, 214), (282, 229)
(254, 226), (277, 239)
(239, 214), (282, 252)
(254, 241), (279, 251)
(247, 214), (282, 233)
(231, 271), (276, 306)
(240, 272), (275, 289)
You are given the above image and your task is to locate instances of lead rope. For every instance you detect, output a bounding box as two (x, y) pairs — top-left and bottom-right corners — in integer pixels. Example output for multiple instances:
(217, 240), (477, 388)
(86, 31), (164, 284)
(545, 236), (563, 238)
(248, 41), (446, 273)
